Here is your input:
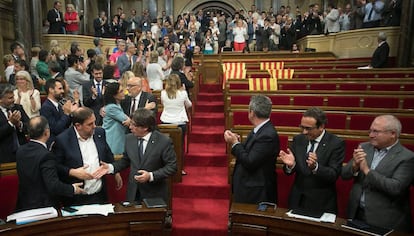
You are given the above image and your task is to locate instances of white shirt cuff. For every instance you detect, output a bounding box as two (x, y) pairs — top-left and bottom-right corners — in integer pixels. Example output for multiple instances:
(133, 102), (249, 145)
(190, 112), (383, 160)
(108, 164), (115, 174)
(149, 172), (154, 182)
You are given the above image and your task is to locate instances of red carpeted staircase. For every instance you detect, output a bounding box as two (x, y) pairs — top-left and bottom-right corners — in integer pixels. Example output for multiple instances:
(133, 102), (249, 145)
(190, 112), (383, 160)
(172, 83), (230, 236)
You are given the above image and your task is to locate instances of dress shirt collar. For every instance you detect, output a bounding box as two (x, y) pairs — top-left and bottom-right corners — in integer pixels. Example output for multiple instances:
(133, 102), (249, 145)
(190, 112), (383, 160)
(48, 98), (60, 110)
(313, 129), (326, 144)
(74, 126), (94, 142)
(378, 41), (386, 47)
(140, 132), (152, 143)
(254, 118), (270, 134)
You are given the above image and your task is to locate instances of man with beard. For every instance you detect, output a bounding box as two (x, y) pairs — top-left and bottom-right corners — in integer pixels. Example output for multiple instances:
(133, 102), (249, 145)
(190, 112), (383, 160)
(40, 79), (77, 148)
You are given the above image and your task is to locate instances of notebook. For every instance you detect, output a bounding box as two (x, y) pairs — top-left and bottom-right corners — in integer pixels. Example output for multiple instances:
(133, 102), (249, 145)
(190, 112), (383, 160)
(341, 219), (393, 236)
(143, 198), (167, 208)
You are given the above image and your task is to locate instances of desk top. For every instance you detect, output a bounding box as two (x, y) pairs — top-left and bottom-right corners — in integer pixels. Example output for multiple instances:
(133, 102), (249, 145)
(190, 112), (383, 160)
(229, 203), (409, 236)
(0, 203), (167, 236)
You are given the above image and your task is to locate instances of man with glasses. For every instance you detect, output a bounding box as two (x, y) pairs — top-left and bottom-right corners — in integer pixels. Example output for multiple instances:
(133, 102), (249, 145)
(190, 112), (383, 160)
(279, 107), (345, 214)
(342, 115), (414, 233)
(121, 76), (157, 118)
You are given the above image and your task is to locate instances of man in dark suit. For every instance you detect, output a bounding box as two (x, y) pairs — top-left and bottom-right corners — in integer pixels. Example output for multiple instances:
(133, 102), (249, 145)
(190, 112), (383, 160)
(16, 116), (85, 211)
(83, 64), (105, 126)
(279, 107), (345, 214)
(40, 79), (74, 148)
(52, 107), (121, 206)
(47, 1), (64, 34)
(370, 32), (390, 68)
(121, 76), (157, 118)
(94, 108), (177, 204)
(93, 11), (108, 37)
(0, 84), (29, 163)
(224, 95), (280, 204)
(342, 115), (414, 233)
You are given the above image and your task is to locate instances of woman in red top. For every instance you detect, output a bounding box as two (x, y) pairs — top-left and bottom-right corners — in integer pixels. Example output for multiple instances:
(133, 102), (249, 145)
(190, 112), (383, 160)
(64, 3), (80, 34)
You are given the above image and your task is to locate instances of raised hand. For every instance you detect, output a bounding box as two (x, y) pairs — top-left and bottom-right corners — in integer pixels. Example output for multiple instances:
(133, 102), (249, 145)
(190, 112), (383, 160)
(279, 148), (296, 168)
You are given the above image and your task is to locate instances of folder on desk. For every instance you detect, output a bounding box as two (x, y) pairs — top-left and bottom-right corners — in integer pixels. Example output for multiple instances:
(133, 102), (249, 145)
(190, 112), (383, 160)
(341, 219), (393, 236)
(143, 198), (167, 208)
(7, 207), (58, 225)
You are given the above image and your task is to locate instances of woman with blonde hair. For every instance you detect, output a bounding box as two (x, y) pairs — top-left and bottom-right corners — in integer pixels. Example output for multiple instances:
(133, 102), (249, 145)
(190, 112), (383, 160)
(146, 50), (164, 90)
(13, 70), (41, 118)
(160, 73), (192, 175)
(64, 3), (80, 34)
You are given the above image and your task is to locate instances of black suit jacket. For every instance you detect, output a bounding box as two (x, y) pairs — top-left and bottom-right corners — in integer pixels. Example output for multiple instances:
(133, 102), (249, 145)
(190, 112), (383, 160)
(231, 121), (280, 204)
(53, 127), (114, 204)
(121, 92), (158, 117)
(0, 104), (29, 163)
(47, 8), (64, 34)
(16, 141), (74, 211)
(371, 41), (390, 68)
(83, 80), (106, 126)
(283, 131), (345, 214)
(40, 99), (71, 148)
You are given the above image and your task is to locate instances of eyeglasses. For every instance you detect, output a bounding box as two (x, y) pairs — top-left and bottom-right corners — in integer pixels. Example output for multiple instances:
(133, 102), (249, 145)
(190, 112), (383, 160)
(126, 84), (139, 88)
(368, 129), (391, 135)
(299, 125), (317, 131)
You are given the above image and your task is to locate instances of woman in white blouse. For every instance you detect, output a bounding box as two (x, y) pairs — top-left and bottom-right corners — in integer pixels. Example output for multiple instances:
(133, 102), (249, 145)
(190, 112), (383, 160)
(160, 73), (192, 175)
(13, 70), (41, 118)
(232, 19), (247, 52)
(146, 50), (165, 90)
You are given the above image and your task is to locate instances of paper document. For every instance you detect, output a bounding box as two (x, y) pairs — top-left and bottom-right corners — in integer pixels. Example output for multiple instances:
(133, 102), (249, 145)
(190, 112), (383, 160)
(7, 207), (58, 225)
(61, 204), (114, 217)
(357, 65), (372, 70)
(286, 210), (336, 223)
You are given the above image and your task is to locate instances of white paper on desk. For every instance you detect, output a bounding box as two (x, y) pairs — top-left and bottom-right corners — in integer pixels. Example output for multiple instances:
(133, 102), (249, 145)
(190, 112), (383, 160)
(61, 204), (114, 217)
(286, 210), (336, 223)
(7, 207), (58, 225)
(357, 65), (372, 70)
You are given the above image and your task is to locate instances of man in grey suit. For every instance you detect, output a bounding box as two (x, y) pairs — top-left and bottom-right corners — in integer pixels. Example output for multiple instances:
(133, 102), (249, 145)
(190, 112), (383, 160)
(342, 115), (414, 233)
(117, 42), (138, 76)
(95, 108), (177, 204)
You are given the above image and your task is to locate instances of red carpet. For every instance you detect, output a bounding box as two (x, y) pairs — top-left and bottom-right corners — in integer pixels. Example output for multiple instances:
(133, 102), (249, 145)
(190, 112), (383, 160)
(172, 83), (230, 236)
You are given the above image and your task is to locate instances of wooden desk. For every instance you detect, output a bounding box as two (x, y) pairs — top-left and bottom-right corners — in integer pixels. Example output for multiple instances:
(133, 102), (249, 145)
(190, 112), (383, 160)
(229, 203), (409, 236)
(0, 204), (168, 236)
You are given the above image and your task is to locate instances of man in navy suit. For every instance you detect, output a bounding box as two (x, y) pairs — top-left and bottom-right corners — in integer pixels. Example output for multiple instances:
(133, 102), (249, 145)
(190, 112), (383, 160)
(94, 108), (177, 204)
(370, 32), (390, 68)
(52, 107), (121, 206)
(224, 95), (280, 204)
(47, 1), (64, 34)
(40, 79), (74, 148)
(83, 64), (105, 126)
(16, 116), (85, 211)
(121, 76), (157, 118)
(117, 42), (138, 76)
(342, 115), (414, 233)
(0, 84), (29, 163)
(279, 107), (345, 214)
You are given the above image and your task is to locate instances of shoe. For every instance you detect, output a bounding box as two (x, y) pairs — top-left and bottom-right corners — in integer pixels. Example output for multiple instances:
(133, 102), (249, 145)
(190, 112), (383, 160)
(181, 170), (187, 175)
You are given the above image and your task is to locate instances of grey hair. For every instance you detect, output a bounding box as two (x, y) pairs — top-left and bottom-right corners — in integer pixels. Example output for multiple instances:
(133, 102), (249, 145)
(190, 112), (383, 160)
(377, 115), (401, 137)
(249, 95), (272, 119)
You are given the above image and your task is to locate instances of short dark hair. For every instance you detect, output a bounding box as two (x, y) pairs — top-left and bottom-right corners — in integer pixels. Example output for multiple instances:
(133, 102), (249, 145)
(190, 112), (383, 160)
(303, 107), (327, 127)
(132, 108), (156, 132)
(67, 54), (79, 67)
(0, 83), (15, 98)
(29, 116), (49, 139)
(10, 42), (23, 53)
(48, 60), (61, 73)
(103, 82), (120, 105)
(171, 56), (184, 71)
(39, 49), (49, 62)
(45, 79), (59, 95)
(87, 49), (97, 58)
(92, 63), (104, 72)
(72, 107), (94, 125)
(14, 59), (29, 71)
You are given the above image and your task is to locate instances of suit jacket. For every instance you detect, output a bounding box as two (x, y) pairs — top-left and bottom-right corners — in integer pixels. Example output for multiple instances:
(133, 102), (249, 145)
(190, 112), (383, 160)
(117, 53), (138, 76)
(47, 8), (64, 34)
(40, 99), (71, 147)
(371, 41), (390, 68)
(83, 80), (106, 126)
(93, 17), (109, 37)
(112, 131), (177, 203)
(0, 104), (29, 163)
(121, 92), (158, 117)
(16, 141), (74, 211)
(342, 141), (414, 233)
(283, 132), (345, 214)
(231, 121), (280, 204)
(53, 127), (114, 204)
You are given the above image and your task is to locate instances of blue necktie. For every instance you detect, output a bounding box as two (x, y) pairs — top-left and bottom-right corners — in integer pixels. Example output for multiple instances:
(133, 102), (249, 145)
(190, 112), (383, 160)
(96, 83), (101, 96)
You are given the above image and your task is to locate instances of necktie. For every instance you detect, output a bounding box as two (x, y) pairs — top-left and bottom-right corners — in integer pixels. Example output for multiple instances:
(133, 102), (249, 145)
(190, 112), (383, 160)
(137, 138), (144, 160)
(367, 4), (374, 21)
(307, 140), (317, 156)
(371, 148), (387, 169)
(96, 83), (101, 96)
(130, 98), (136, 116)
